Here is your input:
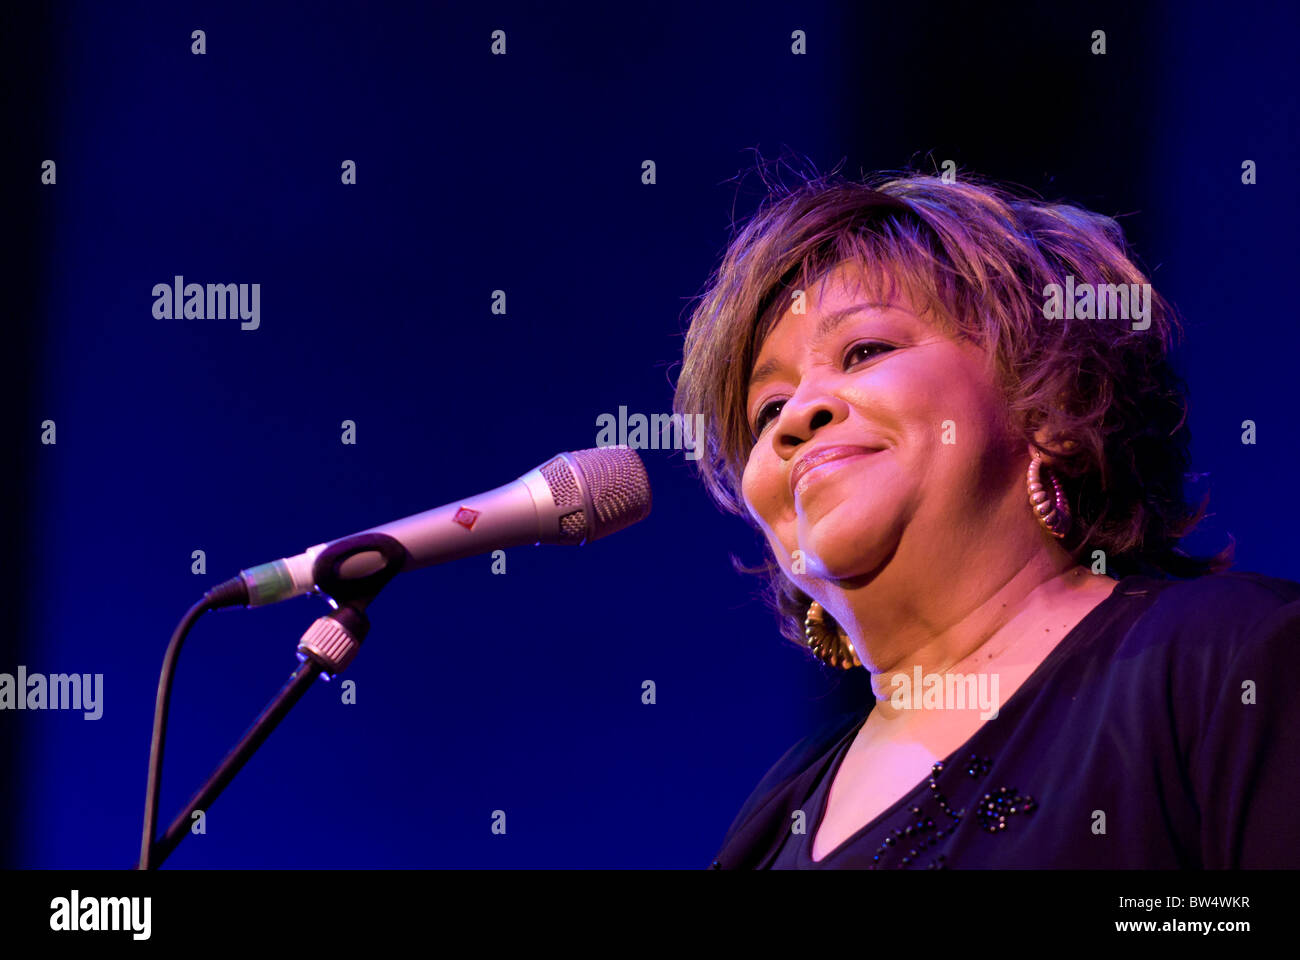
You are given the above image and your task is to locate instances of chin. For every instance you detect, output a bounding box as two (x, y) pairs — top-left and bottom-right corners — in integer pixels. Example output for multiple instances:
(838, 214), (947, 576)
(797, 513), (895, 581)
(793, 470), (908, 576)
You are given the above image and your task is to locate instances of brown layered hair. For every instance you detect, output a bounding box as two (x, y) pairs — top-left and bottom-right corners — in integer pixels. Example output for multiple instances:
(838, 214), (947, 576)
(672, 165), (1233, 650)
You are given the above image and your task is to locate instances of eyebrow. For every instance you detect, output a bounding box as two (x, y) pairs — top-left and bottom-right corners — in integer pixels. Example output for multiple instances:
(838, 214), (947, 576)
(748, 301), (892, 390)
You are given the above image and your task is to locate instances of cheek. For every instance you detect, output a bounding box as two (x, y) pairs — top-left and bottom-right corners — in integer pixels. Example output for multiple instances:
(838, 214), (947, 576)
(741, 448), (790, 530)
(925, 389), (1019, 496)
(739, 456), (765, 521)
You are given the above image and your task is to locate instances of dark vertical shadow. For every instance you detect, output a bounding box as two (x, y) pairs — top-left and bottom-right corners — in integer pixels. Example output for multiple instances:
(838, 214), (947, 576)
(837, 1), (1159, 233)
(0, 1), (56, 869)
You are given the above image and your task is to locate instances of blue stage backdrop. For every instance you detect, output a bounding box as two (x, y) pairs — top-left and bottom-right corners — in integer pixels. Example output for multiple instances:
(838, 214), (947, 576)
(8, 0), (1297, 867)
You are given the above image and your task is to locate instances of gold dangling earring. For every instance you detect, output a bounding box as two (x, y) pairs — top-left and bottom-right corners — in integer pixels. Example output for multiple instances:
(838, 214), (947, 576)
(804, 601), (862, 670)
(1027, 451), (1072, 539)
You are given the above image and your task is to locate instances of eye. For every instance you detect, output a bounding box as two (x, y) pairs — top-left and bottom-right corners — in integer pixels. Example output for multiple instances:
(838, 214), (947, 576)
(844, 340), (894, 368)
(751, 399), (786, 437)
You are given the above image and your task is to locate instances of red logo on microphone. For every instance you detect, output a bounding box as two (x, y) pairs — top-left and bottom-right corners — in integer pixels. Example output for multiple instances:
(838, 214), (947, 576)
(453, 507), (480, 530)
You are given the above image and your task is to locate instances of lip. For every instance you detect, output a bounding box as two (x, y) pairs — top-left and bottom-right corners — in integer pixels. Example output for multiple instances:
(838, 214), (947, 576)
(790, 444), (883, 496)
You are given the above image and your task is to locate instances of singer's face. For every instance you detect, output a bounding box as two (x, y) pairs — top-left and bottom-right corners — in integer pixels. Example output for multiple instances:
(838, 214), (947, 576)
(740, 262), (1021, 586)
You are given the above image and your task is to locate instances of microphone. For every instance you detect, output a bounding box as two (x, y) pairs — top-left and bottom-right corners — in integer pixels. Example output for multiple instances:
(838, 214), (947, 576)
(235, 445), (652, 607)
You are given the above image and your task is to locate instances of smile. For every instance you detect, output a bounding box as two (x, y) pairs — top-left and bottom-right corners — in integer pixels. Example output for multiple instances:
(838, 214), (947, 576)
(790, 446), (881, 497)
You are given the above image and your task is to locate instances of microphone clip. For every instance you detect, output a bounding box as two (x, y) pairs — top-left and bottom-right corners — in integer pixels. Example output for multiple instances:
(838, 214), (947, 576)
(296, 533), (407, 678)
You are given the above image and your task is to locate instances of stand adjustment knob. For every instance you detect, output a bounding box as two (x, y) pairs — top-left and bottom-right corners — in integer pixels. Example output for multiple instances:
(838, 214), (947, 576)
(297, 613), (364, 675)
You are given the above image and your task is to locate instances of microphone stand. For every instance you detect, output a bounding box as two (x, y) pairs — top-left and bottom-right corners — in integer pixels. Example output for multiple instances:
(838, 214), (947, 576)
(138, 533), (407, 869)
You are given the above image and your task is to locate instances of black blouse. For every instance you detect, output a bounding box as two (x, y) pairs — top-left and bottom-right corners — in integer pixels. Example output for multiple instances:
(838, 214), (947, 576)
(709, 571), (1300, 869)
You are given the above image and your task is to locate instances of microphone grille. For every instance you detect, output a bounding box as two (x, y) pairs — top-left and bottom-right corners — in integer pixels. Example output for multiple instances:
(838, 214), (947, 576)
(559, 445), (652, 542)
(538, 456), (588, 543)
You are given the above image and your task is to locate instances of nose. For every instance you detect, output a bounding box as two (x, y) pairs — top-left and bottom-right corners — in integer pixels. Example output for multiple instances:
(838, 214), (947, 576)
(771, 381), (850, 455)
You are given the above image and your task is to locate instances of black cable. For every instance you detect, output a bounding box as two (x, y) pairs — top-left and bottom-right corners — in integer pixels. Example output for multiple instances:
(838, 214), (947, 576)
(138, 576), (247, 870)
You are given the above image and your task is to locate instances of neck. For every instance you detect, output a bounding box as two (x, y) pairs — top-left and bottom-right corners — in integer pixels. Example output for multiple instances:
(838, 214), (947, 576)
(828, 545), (1112, 715)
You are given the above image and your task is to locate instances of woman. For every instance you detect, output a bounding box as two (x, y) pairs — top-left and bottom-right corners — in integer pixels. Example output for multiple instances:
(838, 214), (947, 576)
(674, 169), (1300, 869)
